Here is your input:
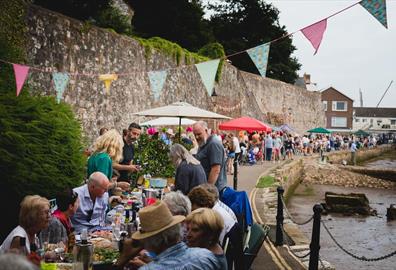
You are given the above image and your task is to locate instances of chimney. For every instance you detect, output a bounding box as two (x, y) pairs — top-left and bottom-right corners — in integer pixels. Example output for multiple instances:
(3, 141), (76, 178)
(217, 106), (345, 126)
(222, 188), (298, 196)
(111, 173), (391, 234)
(303, 73), (311, 84)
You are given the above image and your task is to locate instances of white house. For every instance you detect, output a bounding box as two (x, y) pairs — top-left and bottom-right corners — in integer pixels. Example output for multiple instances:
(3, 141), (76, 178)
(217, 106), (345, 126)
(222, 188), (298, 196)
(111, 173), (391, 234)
(353, 107), (396, 132)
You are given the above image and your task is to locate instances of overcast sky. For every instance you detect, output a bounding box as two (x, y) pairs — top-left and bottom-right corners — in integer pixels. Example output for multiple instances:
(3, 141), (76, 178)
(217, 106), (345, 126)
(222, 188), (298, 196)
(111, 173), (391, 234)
(266, 0), (396, 108)
(205, 0), (395, 108)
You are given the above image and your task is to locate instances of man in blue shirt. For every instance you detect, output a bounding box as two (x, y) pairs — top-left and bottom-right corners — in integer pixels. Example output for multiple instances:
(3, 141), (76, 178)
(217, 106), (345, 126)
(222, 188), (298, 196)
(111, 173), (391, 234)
(116, 201), (220, 270)
(71, 172), (110, 233)
(193, 121), (227, 197)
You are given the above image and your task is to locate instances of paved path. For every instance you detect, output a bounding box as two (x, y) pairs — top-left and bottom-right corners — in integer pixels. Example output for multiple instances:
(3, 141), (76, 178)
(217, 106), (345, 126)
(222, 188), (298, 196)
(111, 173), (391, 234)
(226, 162), (307, 270)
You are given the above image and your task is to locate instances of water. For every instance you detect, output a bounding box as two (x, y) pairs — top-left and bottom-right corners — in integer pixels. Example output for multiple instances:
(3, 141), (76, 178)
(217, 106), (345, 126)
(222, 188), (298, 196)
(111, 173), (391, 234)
(364, 159), (396, 170)
(288, 184), (396, 270)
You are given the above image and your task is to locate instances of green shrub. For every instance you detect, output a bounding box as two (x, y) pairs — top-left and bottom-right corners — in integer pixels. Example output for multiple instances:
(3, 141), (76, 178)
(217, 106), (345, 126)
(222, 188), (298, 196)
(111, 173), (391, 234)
(0, 92), (86, 241)
(95, 6), (133, 35)
(132, 133), (175, 182)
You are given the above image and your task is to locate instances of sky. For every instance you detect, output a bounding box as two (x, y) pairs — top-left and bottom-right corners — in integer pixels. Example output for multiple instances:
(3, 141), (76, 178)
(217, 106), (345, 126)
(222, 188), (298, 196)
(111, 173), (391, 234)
(205, 0), (396, 108)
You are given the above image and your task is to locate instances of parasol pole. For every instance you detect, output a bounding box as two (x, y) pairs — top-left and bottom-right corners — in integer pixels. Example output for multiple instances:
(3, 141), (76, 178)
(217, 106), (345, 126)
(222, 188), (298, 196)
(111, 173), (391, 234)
(178, 117), (182, 143)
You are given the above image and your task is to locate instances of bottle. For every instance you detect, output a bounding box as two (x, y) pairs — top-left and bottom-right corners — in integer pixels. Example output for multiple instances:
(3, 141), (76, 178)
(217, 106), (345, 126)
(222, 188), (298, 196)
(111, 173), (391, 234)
(124, 208), (130, 224)
(73, 228), (93, 270)
(18, 237), (28, 256)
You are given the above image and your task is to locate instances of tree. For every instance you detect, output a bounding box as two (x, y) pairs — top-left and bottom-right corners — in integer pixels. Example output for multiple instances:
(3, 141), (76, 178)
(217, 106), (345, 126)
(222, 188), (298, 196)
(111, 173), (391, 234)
(126, 0), (213, 51)
(207, 0), (301, 83)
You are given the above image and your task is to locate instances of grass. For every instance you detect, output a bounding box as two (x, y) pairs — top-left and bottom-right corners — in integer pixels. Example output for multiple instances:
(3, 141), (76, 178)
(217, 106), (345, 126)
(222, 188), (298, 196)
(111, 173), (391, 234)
(256, 175), (276, 188)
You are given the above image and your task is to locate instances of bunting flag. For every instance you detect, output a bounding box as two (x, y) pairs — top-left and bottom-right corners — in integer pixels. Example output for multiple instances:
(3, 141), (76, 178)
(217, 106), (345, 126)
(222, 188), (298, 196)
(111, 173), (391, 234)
(148, 70), (168, 100)
(360, 0), (388, 28)
(13, 64), (30, 96)
(301, 19), (327, 55)
(52, 72), (69, 103)
(99, 74), (118, 94)
(195, 59), (220, 96)
(247, 43), (271, 77)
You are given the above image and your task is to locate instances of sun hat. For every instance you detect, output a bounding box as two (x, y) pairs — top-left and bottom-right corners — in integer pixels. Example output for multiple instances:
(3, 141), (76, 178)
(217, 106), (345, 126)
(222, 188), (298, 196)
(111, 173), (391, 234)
(166, 128), (174, 135)
(132, 201), (185, 240)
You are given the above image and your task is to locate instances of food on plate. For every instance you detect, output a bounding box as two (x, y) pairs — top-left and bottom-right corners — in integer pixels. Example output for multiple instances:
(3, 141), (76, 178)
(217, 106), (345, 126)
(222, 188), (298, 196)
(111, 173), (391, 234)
(90, 237), (113, 249)
(90, 230), (113, 240)
(93, 248), (119, 264)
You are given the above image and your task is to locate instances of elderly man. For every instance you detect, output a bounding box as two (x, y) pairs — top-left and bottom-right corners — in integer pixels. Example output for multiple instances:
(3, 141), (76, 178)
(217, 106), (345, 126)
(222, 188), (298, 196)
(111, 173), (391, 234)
(193, 121), (227, 197)
(71, 172), (110, 233)
(117, 201), (220, 270)
(114, 122), (142, 183)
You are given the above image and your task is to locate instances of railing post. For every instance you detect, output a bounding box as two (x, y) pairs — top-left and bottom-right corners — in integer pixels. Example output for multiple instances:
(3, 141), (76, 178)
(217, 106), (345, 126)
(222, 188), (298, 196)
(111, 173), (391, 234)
(309, 204), (323, 270)
(233, 158), (238, 190)
(275, 186), (284, 246)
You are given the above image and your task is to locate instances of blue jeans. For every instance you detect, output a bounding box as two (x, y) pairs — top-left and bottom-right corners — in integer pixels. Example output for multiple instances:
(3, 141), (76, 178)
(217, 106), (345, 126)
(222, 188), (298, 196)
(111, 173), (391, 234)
(265, 148), (272, 161)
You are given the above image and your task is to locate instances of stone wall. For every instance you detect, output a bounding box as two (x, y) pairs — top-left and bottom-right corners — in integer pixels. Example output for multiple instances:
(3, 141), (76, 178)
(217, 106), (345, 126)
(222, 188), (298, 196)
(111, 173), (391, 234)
(326, 145), (393, 165)
(24, 5), (325, 143)
(274, 159), (304, 202)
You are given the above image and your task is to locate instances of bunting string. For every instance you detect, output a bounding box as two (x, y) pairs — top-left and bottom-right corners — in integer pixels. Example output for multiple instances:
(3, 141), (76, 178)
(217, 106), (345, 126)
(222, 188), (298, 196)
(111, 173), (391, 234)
(0, 0), (389, 97)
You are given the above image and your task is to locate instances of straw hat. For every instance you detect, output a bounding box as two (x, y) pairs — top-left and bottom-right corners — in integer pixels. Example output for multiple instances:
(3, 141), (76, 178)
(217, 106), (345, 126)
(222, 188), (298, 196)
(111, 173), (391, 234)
(132, 201), (185, 240)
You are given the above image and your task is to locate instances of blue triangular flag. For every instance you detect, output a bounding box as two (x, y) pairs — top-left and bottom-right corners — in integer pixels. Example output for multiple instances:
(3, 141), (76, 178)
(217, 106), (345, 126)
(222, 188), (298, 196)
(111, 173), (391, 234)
(247, 43), (271, 77)
(148, 70), (168, 100)
(360, 0), (388, 28)
(52, 72), (69, 103)
(195, 59), (220, 96)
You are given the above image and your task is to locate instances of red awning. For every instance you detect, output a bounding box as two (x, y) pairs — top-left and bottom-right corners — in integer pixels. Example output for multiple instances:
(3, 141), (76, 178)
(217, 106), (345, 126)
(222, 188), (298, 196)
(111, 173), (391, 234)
(218, 117), (271, 132)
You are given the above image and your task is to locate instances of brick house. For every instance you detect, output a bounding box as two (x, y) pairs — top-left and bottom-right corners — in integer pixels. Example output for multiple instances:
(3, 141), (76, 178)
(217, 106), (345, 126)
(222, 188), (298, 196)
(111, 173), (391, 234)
(321, 87), (354, 131)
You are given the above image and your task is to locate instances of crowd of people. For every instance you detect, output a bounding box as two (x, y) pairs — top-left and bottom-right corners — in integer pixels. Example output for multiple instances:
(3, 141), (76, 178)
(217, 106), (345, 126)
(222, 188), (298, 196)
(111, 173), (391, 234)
(1, 118), (389, 269)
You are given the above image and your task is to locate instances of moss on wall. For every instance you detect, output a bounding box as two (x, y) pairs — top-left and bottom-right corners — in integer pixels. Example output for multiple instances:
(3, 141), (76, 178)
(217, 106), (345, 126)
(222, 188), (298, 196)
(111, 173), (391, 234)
(135, 36), (209, 65)
(0, 0), (28, 91)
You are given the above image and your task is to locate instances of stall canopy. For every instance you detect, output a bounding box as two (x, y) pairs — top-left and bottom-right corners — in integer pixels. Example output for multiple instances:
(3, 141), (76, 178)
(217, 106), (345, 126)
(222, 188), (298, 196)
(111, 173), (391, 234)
(307, 127), (331, 134)
(140, 117), (196, 126)
(218, 117), (271, 132)
(280, 124), (294, 133)
(354, 129), (370, 137)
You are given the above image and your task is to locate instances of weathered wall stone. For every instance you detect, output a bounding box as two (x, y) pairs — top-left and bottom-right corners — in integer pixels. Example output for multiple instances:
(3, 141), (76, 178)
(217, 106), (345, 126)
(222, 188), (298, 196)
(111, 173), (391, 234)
(24, 5), (325, 144)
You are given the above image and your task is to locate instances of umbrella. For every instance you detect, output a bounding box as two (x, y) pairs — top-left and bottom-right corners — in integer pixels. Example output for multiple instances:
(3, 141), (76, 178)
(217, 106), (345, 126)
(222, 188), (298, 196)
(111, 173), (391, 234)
(134, 102), (230, 135)
(140, 117), (196, 126)
(354, 129), (369, 137)
(218, 117), (271, 132)
(307, 127), (331, 134)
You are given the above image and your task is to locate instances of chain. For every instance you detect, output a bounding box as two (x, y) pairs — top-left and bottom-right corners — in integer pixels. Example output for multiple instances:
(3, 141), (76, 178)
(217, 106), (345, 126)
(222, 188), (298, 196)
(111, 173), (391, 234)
(280, 223), (311, 259)
(321, 220), (396, 261)
(281, 196), (314, 225)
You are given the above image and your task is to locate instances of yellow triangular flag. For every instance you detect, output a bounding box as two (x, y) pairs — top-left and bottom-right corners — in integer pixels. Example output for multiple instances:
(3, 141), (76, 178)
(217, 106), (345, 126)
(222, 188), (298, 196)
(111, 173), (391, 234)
(99, 74), (118, 94)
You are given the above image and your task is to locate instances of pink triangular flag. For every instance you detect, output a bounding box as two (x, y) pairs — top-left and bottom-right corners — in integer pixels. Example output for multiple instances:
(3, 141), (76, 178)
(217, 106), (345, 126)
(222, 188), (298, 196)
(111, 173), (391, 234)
(13, 64), (30, 96)
(301, 19), (327, 55)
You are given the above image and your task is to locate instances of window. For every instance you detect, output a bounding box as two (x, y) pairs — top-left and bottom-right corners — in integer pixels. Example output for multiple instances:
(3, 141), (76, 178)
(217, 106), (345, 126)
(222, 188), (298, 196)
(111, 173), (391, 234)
(355, 118), (360, 123)
(391, 119), (396, 125)
(332, 101), (347, 111)
(331, 117), (347, 127)
(362, 119), (367, 123)
(323, 101), (327, 111)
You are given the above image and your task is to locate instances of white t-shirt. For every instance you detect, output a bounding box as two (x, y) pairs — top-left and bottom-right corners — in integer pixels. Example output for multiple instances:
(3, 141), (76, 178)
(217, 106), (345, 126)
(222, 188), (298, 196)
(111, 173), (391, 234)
(213, 202), (237, 244)
(0, 226), (33, 254)
(232, 137), (241, 154)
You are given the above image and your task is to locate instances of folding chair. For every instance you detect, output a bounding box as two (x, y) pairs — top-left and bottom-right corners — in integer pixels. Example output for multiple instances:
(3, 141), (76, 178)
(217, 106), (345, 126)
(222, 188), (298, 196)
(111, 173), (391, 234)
(243, 223), (270, 270)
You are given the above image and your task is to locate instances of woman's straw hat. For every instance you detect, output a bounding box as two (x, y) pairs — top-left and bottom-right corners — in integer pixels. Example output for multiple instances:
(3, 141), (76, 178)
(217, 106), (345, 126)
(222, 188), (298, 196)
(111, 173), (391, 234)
(132, 201), (185, 240)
